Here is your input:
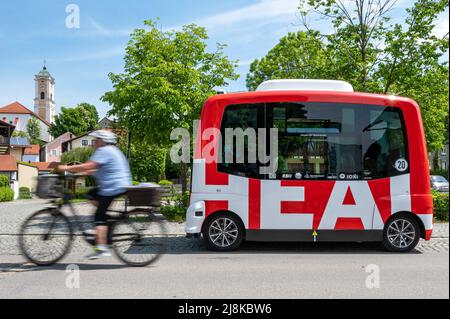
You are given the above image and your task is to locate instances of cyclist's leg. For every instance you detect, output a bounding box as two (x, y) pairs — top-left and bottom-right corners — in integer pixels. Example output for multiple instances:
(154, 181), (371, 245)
(86, 196), (115, 259)
(86, 187), (99, 207)
(95, 195), (116, 245)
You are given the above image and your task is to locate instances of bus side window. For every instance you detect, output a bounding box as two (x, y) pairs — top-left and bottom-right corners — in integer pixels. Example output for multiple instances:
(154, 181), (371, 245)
(362, 108), (409, 179)
(218, 104), (263, 178)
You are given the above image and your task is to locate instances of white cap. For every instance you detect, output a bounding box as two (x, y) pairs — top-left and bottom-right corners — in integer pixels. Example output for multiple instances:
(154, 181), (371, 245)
(88, 130), (117, 144)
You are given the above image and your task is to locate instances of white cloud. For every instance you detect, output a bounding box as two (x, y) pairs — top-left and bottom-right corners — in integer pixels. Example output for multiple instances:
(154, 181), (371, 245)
(433, 14), (449, 38)
(53, 46), (125, 63)
(88, 0), (301, 36)
(89, 18), (133, 37)
(193, 0), (300, 30)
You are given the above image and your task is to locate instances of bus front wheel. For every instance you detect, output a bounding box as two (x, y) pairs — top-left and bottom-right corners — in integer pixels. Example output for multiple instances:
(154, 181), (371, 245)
(203, 213), (244, 252)
(382, 214), (420, 253)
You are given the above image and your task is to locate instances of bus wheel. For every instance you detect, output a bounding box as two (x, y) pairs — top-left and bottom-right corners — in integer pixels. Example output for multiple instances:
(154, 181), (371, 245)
(203, 213), (244, 252)
(382, 214), (420, 253)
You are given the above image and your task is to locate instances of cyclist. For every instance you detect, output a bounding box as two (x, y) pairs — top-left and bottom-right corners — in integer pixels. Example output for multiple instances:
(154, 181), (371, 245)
(58, 130), (132, 259)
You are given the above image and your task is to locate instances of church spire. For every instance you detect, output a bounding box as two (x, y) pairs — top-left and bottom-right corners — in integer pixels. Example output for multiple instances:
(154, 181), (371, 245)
(34, 63), (56, 124)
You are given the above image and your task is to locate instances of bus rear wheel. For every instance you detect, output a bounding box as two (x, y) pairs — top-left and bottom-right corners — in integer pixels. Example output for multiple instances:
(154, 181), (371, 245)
(203, 213), (244, 252)
(382, 214), (420, 253)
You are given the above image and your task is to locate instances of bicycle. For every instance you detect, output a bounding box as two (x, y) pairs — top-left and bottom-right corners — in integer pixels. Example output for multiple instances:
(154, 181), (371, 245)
(19, 174), (168, 267)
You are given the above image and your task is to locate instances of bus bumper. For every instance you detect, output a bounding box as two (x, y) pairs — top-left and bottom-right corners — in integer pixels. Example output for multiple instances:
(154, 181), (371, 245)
(425, 229), (433, 241)
(185, 200), (205, 236)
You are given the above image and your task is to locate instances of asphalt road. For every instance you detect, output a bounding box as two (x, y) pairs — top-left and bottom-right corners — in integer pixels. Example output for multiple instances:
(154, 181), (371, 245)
(0, 199), (448, 299)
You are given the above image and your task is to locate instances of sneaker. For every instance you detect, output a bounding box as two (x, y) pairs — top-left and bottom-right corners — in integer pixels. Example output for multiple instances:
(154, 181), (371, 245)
(85, 246), (111, 260)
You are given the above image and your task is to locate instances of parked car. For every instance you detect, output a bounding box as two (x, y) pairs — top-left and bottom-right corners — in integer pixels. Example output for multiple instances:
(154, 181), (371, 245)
(430, 175), (449, 192)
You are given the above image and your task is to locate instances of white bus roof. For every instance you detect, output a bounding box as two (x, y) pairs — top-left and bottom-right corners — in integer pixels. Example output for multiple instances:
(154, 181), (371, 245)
(255, 79), (354, 92)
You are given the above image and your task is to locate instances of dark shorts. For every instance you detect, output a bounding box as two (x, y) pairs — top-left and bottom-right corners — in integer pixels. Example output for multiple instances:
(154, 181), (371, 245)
(87, 188), (125, 226)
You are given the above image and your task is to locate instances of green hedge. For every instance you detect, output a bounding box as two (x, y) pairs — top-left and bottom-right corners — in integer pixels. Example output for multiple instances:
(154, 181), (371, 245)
(72, 188), (90, 200)
(0, 187), (14, 202)
(18, 187), (32, 200)
(0, 175), (9, 187)
(160, 192), (189, 222)
(158, 180), (173, 186)
(433, 190), (449, 222)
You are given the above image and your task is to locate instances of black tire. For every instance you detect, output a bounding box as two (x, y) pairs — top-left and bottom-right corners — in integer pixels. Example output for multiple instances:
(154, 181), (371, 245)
(19, 209), (73, 266)
(382, 214), (420, 253)
(203, 212), (244, 252)
(110, 210), (167, 267)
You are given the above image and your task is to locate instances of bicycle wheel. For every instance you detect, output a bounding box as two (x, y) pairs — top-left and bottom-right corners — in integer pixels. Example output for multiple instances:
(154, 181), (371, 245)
(110, 210), (167, 267)
(19, 208), (73, 266)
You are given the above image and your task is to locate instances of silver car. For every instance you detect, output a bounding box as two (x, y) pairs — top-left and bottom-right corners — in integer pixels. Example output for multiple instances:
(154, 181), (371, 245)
(431, 175), (449, 192)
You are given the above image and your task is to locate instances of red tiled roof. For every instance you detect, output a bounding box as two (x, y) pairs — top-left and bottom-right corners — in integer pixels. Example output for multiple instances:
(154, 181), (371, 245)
(0, 102), (50, 126)
(0, 155), (17, 172)
(31, 162), (59, 171)
(24, 144), (40, 155)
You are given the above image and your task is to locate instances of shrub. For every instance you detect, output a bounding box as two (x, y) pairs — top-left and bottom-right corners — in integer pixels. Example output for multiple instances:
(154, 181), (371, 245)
(158, 180), (173, 186)
(18, 187), (32, 200)
(128, 143), (167, 182)
(72, 187), (90, 200)
(432, 190), (449, 222)
(0, 175), (9, 187)
(160, 192), (189, 222)
(61, 147), (94, 164)
(0, 187), (14, 202)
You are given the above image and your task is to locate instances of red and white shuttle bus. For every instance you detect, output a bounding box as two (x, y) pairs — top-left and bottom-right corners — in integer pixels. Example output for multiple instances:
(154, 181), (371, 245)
(185, 80), (433, 252)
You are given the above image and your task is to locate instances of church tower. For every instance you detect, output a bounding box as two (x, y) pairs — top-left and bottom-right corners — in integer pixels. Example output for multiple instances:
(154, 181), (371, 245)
(34, 64), (56, 124)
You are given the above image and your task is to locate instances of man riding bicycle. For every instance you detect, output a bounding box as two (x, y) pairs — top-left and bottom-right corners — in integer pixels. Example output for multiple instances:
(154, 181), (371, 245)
(58, 130), (132, 259)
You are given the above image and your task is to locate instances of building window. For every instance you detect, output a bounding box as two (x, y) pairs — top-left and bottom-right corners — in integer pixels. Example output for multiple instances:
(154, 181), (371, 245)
(82, 140), (89, 146)
(40, 92), (45, 100)
(51, 149), (57, 156)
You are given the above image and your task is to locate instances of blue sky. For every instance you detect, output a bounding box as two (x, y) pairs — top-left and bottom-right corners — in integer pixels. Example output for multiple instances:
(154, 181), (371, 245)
(0, 0), (448, 118)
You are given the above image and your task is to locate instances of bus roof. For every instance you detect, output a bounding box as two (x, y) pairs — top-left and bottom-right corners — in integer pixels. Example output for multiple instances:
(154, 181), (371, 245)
(204, 90), (417, 109)
(256, 79), (354, 92)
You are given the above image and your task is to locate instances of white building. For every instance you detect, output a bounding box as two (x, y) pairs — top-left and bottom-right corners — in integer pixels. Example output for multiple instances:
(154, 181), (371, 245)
(0, 65), (56, 143)
(0, 102), (51, 142)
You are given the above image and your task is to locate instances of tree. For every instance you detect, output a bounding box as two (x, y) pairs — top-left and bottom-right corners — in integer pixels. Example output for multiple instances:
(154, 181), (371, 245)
(49, 103), (99, 137)
(247, 0), (449, 151)
(27, 117), (41, 145)
(129, 143), (167, 182)
(102, 20), (239, 192)
(12, 131), (29, 139)
(60, 147), (94, 164)
(247, 31), (332, 91)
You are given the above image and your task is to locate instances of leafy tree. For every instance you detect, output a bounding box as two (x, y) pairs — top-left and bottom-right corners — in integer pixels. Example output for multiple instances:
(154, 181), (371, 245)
(129, 143), (167, 182)
(12, 131), (29, 139)
(26, 117), (42, 145)
(247, 31), (332, 91)
(49, 103), (99, 138)
(116, 132), (167, 183)
(247, 0), (449, 151)
(102, 20), (239, 191)
(61, 147), (94, 164)
(0, 175), (9, 187)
